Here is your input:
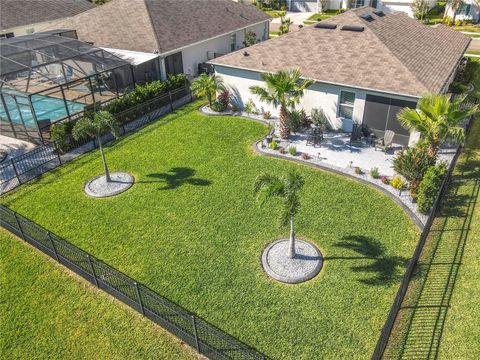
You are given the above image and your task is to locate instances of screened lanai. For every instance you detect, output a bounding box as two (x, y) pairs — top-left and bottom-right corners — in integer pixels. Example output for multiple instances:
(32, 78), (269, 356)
(0, 30), (135, 143)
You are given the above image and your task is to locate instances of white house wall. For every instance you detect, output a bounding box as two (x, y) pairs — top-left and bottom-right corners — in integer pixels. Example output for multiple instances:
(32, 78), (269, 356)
(161, 21), (269, 79)
(445, 0), (480, 22)
(214, 65), (418, 135)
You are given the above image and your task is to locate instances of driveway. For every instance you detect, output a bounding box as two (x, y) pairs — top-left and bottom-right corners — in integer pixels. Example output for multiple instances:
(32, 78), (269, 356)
(271, 11), (315, 25)
(467, 37), (480, 52)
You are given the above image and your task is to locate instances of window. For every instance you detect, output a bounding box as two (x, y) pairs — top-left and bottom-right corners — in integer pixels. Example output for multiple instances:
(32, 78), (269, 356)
(456, 2), (471, 15)
(230, 33), (236, 52)
(338, 91), (355, 119)
(350, 0), (365, 9)
(0, 32), (14, 39)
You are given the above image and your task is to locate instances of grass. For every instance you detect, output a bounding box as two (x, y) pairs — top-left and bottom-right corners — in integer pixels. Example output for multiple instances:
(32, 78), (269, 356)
(453, 24), (480, 33)
(304, 10), (336, 24)
(0, 229), (199, 359)
(1, 101), (419, 358)
(265, 10), (285, 18)
(466, 49), (480, 56)
(383, 117), (480, 359)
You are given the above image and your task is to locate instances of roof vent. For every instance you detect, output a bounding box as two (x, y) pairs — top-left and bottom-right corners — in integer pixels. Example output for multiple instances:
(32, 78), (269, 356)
(360, 13), (374, 21)
(341, 25), (364, 32)
(314, 22), (337, 29)
(373, 10), (385, 16)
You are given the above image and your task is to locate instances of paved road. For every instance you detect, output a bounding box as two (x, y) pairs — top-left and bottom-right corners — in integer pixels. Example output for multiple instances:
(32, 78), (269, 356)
(270, 11), (315, 25)
(467, 38), (480, 52)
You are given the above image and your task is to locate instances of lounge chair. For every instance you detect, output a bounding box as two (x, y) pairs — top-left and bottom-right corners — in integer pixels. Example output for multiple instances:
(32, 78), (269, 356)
(306, 128), (323, 147)
(375, 130), (395, 152)
(349, 124), (363, 151)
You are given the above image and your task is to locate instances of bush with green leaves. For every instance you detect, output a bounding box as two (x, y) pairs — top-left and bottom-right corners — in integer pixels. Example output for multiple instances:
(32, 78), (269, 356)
(50, 121), (76, 153)
(390, 176), (406, 191)
(287, 109), (302, 133)
(210, 101), (225, 112)
(310, 108), (330, 130)
(370, 167), (380, 179)
(269, 140), (278, 150)
(393, 144), (436, 198)
(289, 146), (297, 156)
(244, 99), (258, 114)
(417, 162), (448, 214)
(449, 82), (468, 94)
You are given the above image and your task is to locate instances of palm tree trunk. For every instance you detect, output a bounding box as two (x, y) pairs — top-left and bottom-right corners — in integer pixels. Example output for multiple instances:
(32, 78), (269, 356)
(207, 92), (213, 107)
(428, 140), (439, 159)
(279, 105), (290, 139)
(287, 215), (296, 259)
(98, 136), (111, 182)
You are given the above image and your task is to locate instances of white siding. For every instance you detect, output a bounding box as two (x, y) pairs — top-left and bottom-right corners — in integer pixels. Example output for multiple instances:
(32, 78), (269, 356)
(214, 65), (418, 135)
(445, 0), (480, 22)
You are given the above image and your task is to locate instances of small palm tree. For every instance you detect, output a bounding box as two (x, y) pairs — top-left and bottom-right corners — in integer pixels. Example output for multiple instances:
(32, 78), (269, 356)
(250, 69), (313, 139)
(398, 94), (478, 158)
(254, 171), (305, 259)
(191, 73), (225, 107)
(72, 111), (120, 182)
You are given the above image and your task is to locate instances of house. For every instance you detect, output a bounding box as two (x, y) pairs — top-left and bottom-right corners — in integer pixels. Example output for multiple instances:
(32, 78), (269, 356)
(0, 0), (95, 38)
(47, 0), (271, 80)
(208, 7), (470, 146)
(444, 0), (480, 23)
(287, 0), (437, 18)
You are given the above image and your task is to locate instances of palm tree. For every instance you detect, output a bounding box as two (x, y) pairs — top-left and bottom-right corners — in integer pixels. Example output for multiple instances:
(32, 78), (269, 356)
(254, 171), (305, 259)
(250, 69), (313, 139)
(72, 111), (120, 182)
(397, 94), (478, 158)
(191, 73), (225, 107)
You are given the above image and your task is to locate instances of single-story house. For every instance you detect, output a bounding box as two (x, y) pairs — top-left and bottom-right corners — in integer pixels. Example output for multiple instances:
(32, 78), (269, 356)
(208, 7), (470, 146)
(0, 0), (95, 38)
(445, 0), (480, 23)
(47, 0), (271, 80)
(287, 0), (437, 18)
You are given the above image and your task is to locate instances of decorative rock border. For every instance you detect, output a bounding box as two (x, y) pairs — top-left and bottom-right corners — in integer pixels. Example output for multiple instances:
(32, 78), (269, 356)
(84, 172), (134, 198)
(262, 239), (323, 284)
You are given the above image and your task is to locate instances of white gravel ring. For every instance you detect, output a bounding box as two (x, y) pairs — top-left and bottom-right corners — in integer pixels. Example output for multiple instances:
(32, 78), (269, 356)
(262, 239), (323, 284)
(84, 172), (134, 198)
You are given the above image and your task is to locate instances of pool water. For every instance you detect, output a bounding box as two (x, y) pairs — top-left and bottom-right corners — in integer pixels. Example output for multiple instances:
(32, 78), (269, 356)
(0, 92), (85, 128)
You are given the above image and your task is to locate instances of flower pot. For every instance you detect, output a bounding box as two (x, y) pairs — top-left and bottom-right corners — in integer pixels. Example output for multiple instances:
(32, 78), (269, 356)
(266, 135), (273, 144)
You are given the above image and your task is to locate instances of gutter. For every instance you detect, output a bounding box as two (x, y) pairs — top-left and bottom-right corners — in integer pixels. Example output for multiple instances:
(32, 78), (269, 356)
(209, 62), (423, 100)
(439, 37), (472, 94)
(157, 19), (271, 58)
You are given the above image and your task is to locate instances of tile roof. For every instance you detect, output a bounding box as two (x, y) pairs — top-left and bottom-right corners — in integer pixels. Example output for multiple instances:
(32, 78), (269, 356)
(47, 0), (271, 54)
(209, 7), (471, 97)
(0, 0), (95, 30)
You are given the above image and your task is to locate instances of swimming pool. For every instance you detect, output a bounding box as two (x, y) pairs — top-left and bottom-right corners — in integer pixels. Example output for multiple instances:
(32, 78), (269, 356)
(0, 91), (85, 128)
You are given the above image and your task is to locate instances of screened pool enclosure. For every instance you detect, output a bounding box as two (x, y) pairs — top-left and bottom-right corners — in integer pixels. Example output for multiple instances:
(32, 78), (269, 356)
(0, 30), (135, 143)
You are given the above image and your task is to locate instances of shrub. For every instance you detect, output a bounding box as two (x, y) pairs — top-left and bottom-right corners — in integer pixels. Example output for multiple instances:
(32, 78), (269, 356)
(287, 110), (302, 133)
(393, 144), (436, 198)
(301, 153), (310, 160)
(417, 162), (448, 214)
(300, 109), (311, 127)
(381, 176), (390, 185)
(390, 176), (406, 190)
(50, 121), (76, 153)
(336, 8), (347, 14)
(278, 146), (286, 154)
(370, 167), (380, 179)
(263, 111), (271, 120)
(310, 108), (330, 130)
(244, 99), (258, 114)
(449, 82), (468, 94)
(269, 140), (278, 150)
(354, 167), (363, 175)
(217, 89), (231, 109)
(210, 101), (225, 112)
(289, 146), (297, 156)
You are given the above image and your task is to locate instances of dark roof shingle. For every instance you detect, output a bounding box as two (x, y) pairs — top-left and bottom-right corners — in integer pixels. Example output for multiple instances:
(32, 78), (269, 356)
(47, 0), (270, 54)
(0, 0), (95, 30)
(210, 7), (470, 97)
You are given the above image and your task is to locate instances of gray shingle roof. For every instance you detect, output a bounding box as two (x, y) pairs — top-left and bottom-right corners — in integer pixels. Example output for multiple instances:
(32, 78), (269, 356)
(0, 0), (95, 30)
(210, 7), (471, 97)
(47, 0), (270, 54)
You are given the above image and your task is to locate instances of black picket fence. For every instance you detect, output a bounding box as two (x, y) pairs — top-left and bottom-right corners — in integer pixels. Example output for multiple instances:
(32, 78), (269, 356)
(0, 205), (266, 360)
(370, 117), (474, 359)
(0, 86), (191, 194)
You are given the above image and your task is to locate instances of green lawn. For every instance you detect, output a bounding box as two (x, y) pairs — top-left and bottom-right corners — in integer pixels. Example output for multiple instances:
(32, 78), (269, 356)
(0, 229), (198, 359)
(307, 10), (337, 21)
(265, 10), (286, 18)
(1, 101), (419, 359)
(383, 118), (480, 359)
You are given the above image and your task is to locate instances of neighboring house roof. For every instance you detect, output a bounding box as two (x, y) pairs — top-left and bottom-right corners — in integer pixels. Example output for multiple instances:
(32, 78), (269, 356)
(0, 0), (95, 30)
(209, 7), (471, 97)
(47, 0), (271, 54)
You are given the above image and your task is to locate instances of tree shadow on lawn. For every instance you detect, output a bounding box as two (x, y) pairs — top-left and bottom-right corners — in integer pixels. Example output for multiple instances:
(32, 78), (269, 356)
(327, 235), (409, 286)
(140, 167), (211, 190)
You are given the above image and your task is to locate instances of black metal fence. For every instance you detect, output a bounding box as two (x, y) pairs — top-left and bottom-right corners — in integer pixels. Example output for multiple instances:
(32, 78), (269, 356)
(0, 205), (266, 360)
(0, 86), (192, 194)
(370, 119), (473, 359)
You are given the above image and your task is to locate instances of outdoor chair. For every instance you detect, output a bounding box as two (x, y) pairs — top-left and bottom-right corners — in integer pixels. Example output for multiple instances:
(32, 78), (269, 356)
(375, 130), (395, 152)
(349, 124), (363, 151)
(306, 128), (323, 147)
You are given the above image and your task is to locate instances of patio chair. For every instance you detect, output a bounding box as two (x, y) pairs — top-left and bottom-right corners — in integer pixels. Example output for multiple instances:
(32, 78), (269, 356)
(375, 130), (395, 152)
(349, 124), (363, 151)
(306, 128), (323, 147)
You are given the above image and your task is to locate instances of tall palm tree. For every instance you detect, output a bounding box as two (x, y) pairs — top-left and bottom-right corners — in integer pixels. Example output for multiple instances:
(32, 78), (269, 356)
(250, 69), (313, 138)
(72, 111), (120, 182)
(191, 73), (225, 107)
(254, 171), (305, 259)
(397, 94), (478, 158)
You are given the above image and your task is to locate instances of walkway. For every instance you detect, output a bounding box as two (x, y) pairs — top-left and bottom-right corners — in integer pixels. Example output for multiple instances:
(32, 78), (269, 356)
(382, 120), (480, 359)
